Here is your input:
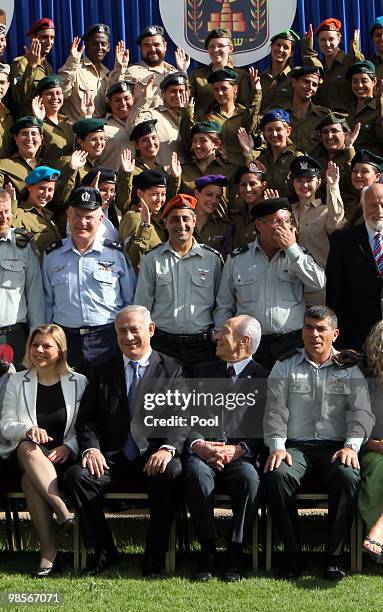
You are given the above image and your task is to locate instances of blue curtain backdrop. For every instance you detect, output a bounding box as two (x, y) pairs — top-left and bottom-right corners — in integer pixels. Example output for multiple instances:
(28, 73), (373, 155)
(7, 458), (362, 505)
(4, 1), (383, 71)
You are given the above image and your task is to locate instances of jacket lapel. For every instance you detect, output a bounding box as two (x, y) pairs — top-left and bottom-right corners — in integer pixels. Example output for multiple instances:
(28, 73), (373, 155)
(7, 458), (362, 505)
(60, 372), (77, 437)
(21, 369), (37, 425)
(357, 224), (380, 272)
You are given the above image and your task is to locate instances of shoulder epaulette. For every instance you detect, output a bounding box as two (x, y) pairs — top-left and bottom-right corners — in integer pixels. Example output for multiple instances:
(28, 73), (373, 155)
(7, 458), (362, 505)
(332, 349), (363, 369)
(103, 239), (123, 251)
(146, 242), (162, 254)
(201, 243), (224, 263)
(232, 244), (249, 256)
(45, 240), (63, 255)
(14, 228), (35, 251)
(277, 347), (301, 362)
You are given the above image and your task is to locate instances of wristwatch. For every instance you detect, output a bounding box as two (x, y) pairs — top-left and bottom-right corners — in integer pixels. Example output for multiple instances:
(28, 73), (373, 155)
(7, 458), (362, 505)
(140, 221), (150, 228)
(344, 443), (359, 452)
(238, 442), (250, 457)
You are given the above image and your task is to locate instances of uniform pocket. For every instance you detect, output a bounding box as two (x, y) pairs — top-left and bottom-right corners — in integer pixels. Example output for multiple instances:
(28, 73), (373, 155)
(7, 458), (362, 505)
(0, 260), (25, 288)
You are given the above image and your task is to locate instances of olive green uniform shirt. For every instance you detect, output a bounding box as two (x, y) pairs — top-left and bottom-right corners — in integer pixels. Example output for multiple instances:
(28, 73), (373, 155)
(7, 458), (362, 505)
(280, 99), (331, 155)
(194, 215), (234, 258)
(189, 64), (252, 114)
(10, 55), (53, 118)
(258, 144), (304, 197)
(40, 114), (74, 167)
(0, 102), (13, 157)
(120, 210), (166, 274)
(260, 64), (293, 112)
(12, 204), (62, 258)
(347, 97), (383, 155)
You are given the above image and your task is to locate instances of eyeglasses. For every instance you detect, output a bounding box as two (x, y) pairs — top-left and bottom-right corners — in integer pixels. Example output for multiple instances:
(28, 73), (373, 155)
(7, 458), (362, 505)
(87, 136), (108, 144)
(208, 44), (231, 51)
(260, 217), (292, 227)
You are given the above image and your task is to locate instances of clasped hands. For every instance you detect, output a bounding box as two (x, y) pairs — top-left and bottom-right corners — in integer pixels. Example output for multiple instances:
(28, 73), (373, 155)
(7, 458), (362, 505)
(193, 440), (242, 471)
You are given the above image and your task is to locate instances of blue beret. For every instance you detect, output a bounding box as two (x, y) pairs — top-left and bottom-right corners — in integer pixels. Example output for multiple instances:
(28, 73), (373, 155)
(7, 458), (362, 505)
(68, 187), (102, 209)
(260, 109), (290, 129)
(195, 174), (227, 190)
(370, 17), (383, 36)
(25, 166), (60, 185)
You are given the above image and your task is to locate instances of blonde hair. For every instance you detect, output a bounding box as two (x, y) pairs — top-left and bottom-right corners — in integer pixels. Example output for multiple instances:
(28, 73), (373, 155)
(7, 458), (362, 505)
(23, 324), (72, 374)
(364, 320), (383, 378)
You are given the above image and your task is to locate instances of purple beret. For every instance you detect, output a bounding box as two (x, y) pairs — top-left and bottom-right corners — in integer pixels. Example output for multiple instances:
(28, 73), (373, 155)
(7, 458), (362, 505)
(195, 174), (227, 190)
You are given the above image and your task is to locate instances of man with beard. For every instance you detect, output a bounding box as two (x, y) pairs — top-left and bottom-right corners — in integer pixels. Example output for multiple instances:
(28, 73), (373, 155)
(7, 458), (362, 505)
(126, 25), (177, 109)
(326, 183), (383, 349)
(59, 23), (129, 122)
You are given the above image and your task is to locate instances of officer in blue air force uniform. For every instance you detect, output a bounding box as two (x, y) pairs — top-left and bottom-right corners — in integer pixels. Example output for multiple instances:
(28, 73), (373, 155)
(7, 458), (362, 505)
(42, 186), (136, 374)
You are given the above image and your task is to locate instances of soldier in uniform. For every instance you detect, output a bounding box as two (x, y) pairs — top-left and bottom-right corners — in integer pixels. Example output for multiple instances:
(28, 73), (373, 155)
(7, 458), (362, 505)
(0, 63), (12, 157)
(193, 175), (234, 258)
(0, 188), (45, 368)
(59, 23), (129, 123)
(10, 18), (55, 118)
(369, 17), (383, 80)
(214, 198), (325, 369)
(100, 81), (137, 172)
(134, 193), (222, 375)
(260, 29), (299, 113)
(230, 163), (267, 249)
(42, 187), (136, 374)
(125, 25), (177, 110)
(119, 169), (168, 273)
(345, 149), (383, 227)
(80, 167), (119, 241)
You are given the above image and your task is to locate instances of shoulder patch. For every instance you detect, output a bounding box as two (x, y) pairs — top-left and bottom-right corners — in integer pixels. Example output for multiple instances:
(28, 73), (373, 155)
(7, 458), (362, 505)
(146, 242), (162, 254)
(14, 228), (35, 251)
(201, 243), (224, 263)
(332, 349), (363, 369)
(232, 244), (249, 256)
(45, 240), (63, 255)
(277, 347), (301, 362)
(103, 239), (123, 251)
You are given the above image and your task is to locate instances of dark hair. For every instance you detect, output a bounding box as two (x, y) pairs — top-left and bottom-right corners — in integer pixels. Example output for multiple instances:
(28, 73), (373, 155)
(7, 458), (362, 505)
(304, 305), (338, 329)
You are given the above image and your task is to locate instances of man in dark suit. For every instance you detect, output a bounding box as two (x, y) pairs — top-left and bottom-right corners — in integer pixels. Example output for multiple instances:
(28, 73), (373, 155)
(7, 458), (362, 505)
(65, 305), (187, 577)
(184, 315), (268, 582)
(326, 183), (383, 349)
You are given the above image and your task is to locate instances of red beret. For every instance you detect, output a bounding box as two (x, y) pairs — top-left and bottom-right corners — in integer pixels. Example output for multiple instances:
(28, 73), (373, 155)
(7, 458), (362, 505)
(162, 194), (197, 219)
(0, 344), (13, 364)
(315, 18), (342, 36)
(27, 18), (55, 37)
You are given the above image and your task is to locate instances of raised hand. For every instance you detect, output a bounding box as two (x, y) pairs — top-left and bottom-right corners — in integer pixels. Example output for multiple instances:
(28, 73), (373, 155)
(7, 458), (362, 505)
(89, 170), (101, 190)
(120, 148), (135, 173)
(354, 28), (360, 46)
(115, 40), (129, 70)
(69, 36), (85, 61)
(32, 95), (46, 121)
(237, 127), (254, 155)
(303, 23), (314, 45)
(326, 160), (340, 186)
(263, 188), (280, 199)
(24, 38), (41, 68)
(175, 47), (190, 72)
(248, 67), (261, 91)
(144, 74), (155, 101)
(170, 151), (182, 177)
(139, 195), (151, 224)
(345, 121), (360, 147)
(69, 149), (88, 170)
(179, 89), (190, 108)
(5, 182), (16, 202)
(80, 91), (95, 117)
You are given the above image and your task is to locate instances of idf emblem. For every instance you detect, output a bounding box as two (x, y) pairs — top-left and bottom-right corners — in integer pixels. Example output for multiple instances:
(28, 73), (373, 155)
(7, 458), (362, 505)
(82, 191), (91, 202)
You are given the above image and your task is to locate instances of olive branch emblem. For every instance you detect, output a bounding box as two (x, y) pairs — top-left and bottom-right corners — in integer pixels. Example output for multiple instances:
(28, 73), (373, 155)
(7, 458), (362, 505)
(187, 0), (203, 34)
(250, 0), (267, 39)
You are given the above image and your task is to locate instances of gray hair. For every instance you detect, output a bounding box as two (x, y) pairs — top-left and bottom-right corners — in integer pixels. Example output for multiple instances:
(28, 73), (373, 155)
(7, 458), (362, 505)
(304, 305), (338, 329)
(115, 305), (152, 327)
(360, 183), (383, 209)
(0, 188), (11, 203)
(235, 315), (262, 353)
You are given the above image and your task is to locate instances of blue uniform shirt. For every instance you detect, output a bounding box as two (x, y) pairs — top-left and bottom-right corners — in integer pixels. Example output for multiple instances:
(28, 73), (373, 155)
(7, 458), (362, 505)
(42, 235), (136, 327)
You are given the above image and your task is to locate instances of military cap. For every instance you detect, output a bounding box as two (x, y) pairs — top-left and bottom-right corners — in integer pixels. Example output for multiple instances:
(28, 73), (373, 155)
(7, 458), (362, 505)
(315, 18), (342, 36)
(270, 29), (300, 44)
(195, 174), (227, 190)
(27, 18), (55, 37)
(129, 119), (158, 142)
(289, 66), (324, 80)
(133, 169), (167, 190)
(260, 109), (290, 130)
(83, 23), (110, 40)
(190, 121), (222, 137)
(162, 193), (197, 218)
(316, 112), (350, 131)
(351, 149), (383, 171)
(345, 61), (376, 79)
(370, 17), (383, 36)
(10, 116), (43, 134)
(234, 163), (266, 183)
(207, 67), (238, 84)
(0, 63), (10, 76)
(160, 71), (188, 90)
(204, 28), (232, 49)
(34, 74), (63, 96)
(68, 187), (102, 209)
(106, 81), (135, 99)
(136, 25), (164, 45)
(289, 155), (321, 177)
(25, 166), (60, 185)
(73, 118), (106, 139)
(81, 167), (117, 186)
(251, 197), (289, 218)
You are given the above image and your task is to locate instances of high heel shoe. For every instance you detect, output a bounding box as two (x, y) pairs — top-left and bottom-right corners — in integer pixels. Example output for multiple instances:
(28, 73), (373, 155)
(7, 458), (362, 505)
(57, 517), (75, 529)
(33, 554), (62, 578)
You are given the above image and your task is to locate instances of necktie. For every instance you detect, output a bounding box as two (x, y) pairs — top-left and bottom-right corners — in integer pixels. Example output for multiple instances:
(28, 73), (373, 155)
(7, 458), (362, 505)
(226, 365), (236, 379)
(123, 361), (141, 460)
(373, 233), (383, 275)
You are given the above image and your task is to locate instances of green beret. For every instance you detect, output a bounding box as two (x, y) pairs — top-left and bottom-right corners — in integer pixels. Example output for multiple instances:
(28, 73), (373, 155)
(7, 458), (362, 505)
(270, 29), (300, 43)
(205, 28), (232, 49)
(316, 112), (349, 131)
(345, 61), (376, 79)
(207, 67), (238, 84)
(190, 121), (222, 137)
(34, 74), (63, 96)
(73, 118), (106, 139)
(10, 116), (43, 134)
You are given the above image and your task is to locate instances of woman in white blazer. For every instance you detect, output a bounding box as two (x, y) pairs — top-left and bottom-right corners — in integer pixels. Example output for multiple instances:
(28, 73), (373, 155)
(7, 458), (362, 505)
(0, 324), (87, 577)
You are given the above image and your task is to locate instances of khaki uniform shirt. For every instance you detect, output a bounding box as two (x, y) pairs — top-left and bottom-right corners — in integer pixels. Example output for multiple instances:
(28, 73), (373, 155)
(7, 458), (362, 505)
(134, 238), (222, 334)
(0, 102), (13, 158)
(40, 114), (74, 167)
(12, 204), (61, 258)
(280, 99), (331, 155)
(189, 65), (252, 114)
(100, 113), (136, 172)
(260, 65), (293, 112)
(258, 144), (303, 197)
(10, 55), (53, 118)
(125, 61), (177, 109)
(120, 211), (166, 274)
(133, 104), (185, 170)
(347, 97), (383, 155)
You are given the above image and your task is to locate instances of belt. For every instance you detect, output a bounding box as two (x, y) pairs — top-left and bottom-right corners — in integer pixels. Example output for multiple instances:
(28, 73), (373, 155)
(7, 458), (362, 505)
(59, 322), (115, 336)
(0, 322), (27, 334)
(263, 329), (301, 340)
(155, 328), (211, 344)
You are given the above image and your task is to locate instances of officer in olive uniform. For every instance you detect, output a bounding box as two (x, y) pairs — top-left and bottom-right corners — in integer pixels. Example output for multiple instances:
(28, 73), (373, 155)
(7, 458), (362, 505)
(346, 149), (383, 227)
(0, 63), (13, 157)
(134, 193), (223, 375)
(260, 29), (299, 112)
(42, 187), (136, 375)
(0, 188), (45, 369)
(34, 75), (74, 166)
(120, 169), (168, 273)
(10, 18), (55, 118)
(369, 17), (383, 80)
(214, 198), (325, 369)
(193, 174), (234, 257)
(230, 163), (267, 248)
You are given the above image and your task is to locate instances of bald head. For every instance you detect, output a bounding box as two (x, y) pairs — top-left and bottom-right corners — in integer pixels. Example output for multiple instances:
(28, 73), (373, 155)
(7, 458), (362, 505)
(362, 183), (383, 232)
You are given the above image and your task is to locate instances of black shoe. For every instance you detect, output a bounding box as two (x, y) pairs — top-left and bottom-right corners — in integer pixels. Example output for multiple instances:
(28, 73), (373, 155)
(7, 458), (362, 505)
(323, 556), (345, 581)
(33, 554), (62, 578)
(222, 546), (243, 582)
(193, 551), (217, 582)
(57, 517), (75, 529)
(142, 551), (165, 579)
(279, 553), (303, 580)
(84, 547), (120, 576)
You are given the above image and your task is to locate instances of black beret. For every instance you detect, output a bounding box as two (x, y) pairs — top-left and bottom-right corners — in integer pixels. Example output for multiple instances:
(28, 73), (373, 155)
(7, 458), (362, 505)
(136, 25), (164, 45)
(81, 167), (117, 186)
(251, 197), (289, 219)
(73, 118), (106, 139)
(106, 81), (135, 99)
(289, 155), (322, 177)
(133, 169), (168, 190)
(351, 149), (383, 171)
(207, 67), (238, 84)
(68, 187), (102, 209)
(34, 74), (63, 96)
(83, 23), (110, 40)
(289, 66), (324, 80)
(130, 119), (158, 142)
(10, 116), (43, 134)
(160, 71), (188, 90)
(204, 28), (232, 49)
(345, 61), (376, 79)
(316, 112), (350, 131)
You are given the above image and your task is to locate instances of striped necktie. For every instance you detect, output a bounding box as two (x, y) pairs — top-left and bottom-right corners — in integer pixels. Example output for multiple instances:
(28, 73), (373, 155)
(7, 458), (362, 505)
(373, 232), (383, 275)
(123, 361), (141, 461)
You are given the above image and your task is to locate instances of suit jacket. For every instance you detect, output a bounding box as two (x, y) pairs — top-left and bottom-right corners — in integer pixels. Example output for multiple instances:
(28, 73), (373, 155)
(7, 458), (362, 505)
(188, 359), (268, 454)
(0, 369), (88, 459)
(75, 350), (187, 459)
(326, 224), (383, 349)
